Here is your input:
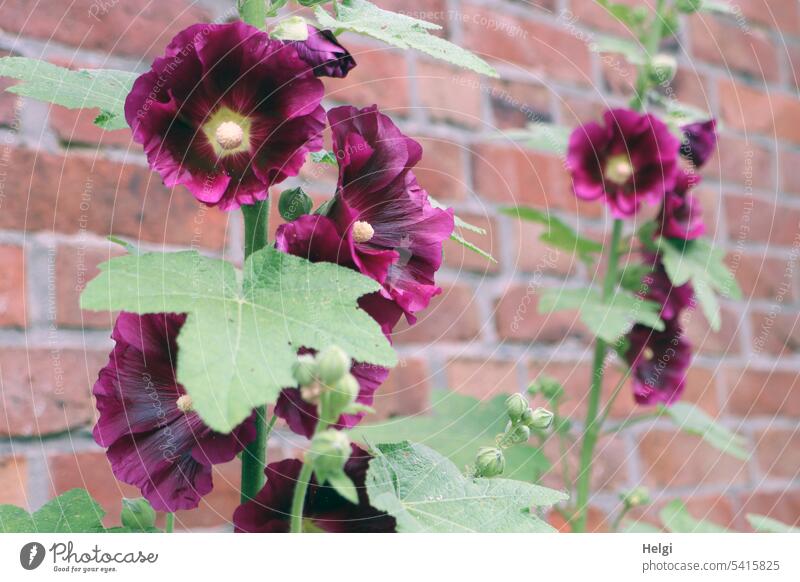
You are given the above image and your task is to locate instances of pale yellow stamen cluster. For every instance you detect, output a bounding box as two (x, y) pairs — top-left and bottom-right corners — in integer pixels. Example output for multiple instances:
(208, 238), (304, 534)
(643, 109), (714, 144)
(176, 394), (194, 413)
(605, 154), (633, 184)
(215, 121), (245, 151)
(352, 220), (375, 243)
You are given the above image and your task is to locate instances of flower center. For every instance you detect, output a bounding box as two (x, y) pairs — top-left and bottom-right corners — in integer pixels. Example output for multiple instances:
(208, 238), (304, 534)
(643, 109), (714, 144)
(643, 347), (655, 360)
(176, 394), (193, 413)
(352, 220), (375, 243)
(215, 121), (245, 151)
(605, 154), (633, 184)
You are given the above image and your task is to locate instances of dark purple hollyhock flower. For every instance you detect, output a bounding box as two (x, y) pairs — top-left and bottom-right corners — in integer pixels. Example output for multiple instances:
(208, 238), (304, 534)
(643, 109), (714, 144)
(294, 26), (356, 78)
(624, 321), (691, 406)
(639, 258), (695, 321)
(233, 444), (396, 532)
(124, 22), (325, 210)
(326, 105), (455, 325)
(92, 312), (256, 512)
(567, 108), (680, 217)
(658, 170), (706, 241)
(275, 358), (389, 439)
(680, 119), (717, 168)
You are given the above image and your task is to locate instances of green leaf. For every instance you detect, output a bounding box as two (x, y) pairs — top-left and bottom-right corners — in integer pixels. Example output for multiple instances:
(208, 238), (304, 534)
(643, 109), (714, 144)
(659, 500), (731, 533)
(660, 401), (749, 460)
(500, 123), (570, 155)
(314, 0), (497, 77)
(80, 247), (396, 432)
(657, 237), (741, 331)
(327, 472), (359, 504)
(746, 514), (800, 533)
(619, 263), (654, 293)
(590, 35), (646, 65)
(499, 206), (603, 264)
(120, 498), (157, 532)
(366, 442), (566, 532)
(0, 57), (135, 130)
(620, 519), (662, 533)
(538, 287), (665, 343)
(353, 389), (550, 482)
(310, 150), (338, 165)
(428, 195), (496, 263)
(0, 489), (106, 533)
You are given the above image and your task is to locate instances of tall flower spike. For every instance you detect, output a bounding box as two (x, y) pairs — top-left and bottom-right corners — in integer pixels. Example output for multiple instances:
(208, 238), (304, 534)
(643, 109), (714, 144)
(124, 22), (325, 210)
(624, 322), (691, 406)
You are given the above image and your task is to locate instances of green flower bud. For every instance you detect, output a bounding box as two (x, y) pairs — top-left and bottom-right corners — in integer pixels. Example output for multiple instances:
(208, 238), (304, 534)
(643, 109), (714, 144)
(307, 430), (351, 483)
(320, 372), (359, 424)
(500, 423), (531, 447)
(525, 407), (554, 430)
(528, 375), (564, 401)
(270, 16), (309, 41)
(504, 393), (528, 423)
(316, 345), (351, 386)
(474, 446), (505, 478)
(292, 354), (317, 387)
(621, 486), (651, 509)
(650, 54), (677, 83)
(120, 498), (156, 531)
(278, 186), (313, 221)
(676, 0), (702, 13)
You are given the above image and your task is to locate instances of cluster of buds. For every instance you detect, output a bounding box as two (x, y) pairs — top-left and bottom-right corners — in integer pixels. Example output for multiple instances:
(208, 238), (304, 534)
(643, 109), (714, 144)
(306, 429), (359, 504)
(527, 375), (564, 402)
(473, 393), (554, 478)
(620, 486), (651, 510)
(292, 346), (365, 424)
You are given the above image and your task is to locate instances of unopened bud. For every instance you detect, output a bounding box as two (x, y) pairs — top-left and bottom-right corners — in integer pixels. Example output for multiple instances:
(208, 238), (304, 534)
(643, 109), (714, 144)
(320, 372), (359, 424)
(292, 354), (317, 387)
(500, 423), (531, 447)
(525, 407), (554, 430)
(316, 345), (351, 386)
(529, 375), (564, 401)
(505, 393), (528, 423)
(475, 447), (505, 478)
(650, 54), (677, 83)
(270, 16), (309, 41)
(121, 498), (156, 531)
(622, 486), (651, 509)
(307, 430), (351, 482)
(278, 186), (313, 221)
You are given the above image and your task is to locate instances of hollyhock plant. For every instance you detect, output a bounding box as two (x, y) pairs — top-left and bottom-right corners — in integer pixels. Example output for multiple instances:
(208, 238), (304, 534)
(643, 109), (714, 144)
(567, 108), (680, 217)
(295, 25), (357, 78)
(624, 321), (691, 406)
(92, 312), (257, 512)
(233, 444), (396, 532)
(680, 119), (717, 168)
(658, 170), (706, 241)
(124, 21), (326, 210)
(639, 256), (695, 321)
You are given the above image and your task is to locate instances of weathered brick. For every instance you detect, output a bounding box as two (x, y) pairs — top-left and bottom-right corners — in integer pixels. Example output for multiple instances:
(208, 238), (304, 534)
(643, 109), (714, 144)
(511, 221), (579, 277)
(725, 367), (800, 417)
(705, 137), (773, 190)
(718, 79), (800, 144)
(0, 455), (27, 507)
(393, 283), (482, 343)
(372, 357), (431, 419)
(442, 212), (500, 274)
(495, 283), (591, 343)
(410, 134), (468, 202)
(55, 242), (120, 329)
(415, 62), (483, 128)
(732, 0), (800, 35)
(565, 0), (638, 35)
(750, 310), (800, 356)
(755, 429), (800, 480)
(735, 489), (800, 530)
(0, 245), (26, 328)
(49, 107), (134, 149)
(780, 148), (800, 194)
(680, 305), (741, 356)
(540, 433), (629, 493)
(729, 251), (796, 301)
(725, 195), (800, 247)
(444, 357), (520, 399)
(485, 78), (551, 130)
(325, 43), (410, 111)
(0, 348), (107, 437)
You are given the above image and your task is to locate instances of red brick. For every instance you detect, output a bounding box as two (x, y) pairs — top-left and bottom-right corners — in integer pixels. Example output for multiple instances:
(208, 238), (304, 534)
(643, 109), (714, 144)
(0, 455), (27, 507)
(680, 305), (741, 356)
(735, 489), (800, 530)
(540, 433), (628, 493)
(0, 347), (107, 437)
(56, 243), (121, 329)
(461, 4), (592, 86)
(444, 357), (520, 399)
(325, 43), (410, 111)
(411, 134), (468, 202)
(0, 245), (26, 328)
(725, 367), (800, 417)
(755, 429), (800, 480)
(372, 357), (431, 419)
(689, 15), (779, 81)
(486, 78), (551, 130)
(638, 430), (749, 488)
(565, 0), (639, 35)
(725, 195), (800, 247)
(668, 68), (712, 111)
(780, 148), (800, 194)
(729, 251), (796, 301)
(733, 0), (800, 35)
(718, 79), (800, 144)
(705, 137), (773, 190)
(49, 107), (134, 149)
(495, 283), (591, 343)
(511, 221), (580, 277)
(628, 492), (738, 530)
(600, 55), (638, 98)
(0, 51), (21, 127)
(0, 148), (228, 249)
(443, 212), (500, 274)
(393, 283), (482, 343)
(415, 62), (482, 128)
(549, 505), (609, 533)
(750, 310), (800, 356)
(0, 0), (210, 59)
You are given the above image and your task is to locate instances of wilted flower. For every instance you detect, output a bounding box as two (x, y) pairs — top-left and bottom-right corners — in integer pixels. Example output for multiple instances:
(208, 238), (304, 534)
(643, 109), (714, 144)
(567, 108), (680, 217)
(233, 444), (395, 532)
(624, 322), (691, 406)
(124, 22), (325, 210)
(658, 170), (706, 241)
(92, 313), (256, 512)
(294, 26), (356, 78)
(680, 119), (717, 168)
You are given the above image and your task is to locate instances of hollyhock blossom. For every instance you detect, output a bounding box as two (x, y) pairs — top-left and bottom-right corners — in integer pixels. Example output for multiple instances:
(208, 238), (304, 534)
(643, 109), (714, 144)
(92, 312), (256, 512)
(680, 119), (717, 168)
(639, 258), (695, 321)
(567, 108), (680, 217)
(294, 26), (356, 78)
(124, 21), (325, 210)
(624, 321), (691, 406)
(233, 444), (396, 532)
(658, 170), (705, 241)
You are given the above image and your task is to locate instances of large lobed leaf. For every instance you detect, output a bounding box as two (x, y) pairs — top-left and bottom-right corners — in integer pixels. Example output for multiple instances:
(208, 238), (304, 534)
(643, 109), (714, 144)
(353, 389), (550, 481)
(0, 57), (136, 130)
(81, 247), (396, 432)
(0, 489), (105, 533)
(366, 442), (566, 532)
(315, 0), (497, 77)
(661, 401), (749, 460)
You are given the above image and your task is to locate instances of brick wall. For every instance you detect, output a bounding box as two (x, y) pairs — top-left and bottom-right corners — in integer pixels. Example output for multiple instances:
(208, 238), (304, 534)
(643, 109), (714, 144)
(0, 0), (799, 531)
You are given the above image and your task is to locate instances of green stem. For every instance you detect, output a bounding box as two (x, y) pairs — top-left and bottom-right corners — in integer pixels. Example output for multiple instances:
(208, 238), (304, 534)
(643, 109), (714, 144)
(165, 513), (174, 533)
(604, 410), (663, 436)
(290, 421), (329, 533)
(238, 0), (267, 29)
(611, 505), (631, 532)
(240, 200), (270, 503)
(572, 218), (624, 532)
